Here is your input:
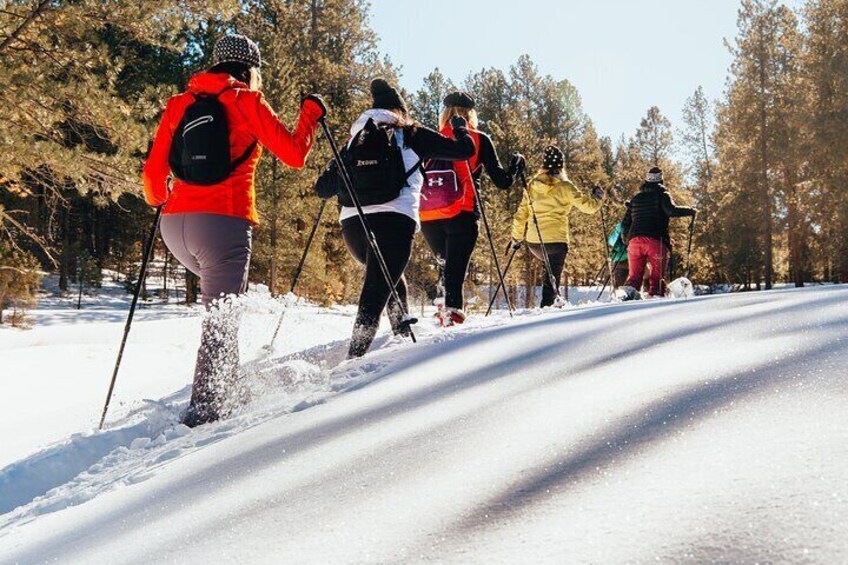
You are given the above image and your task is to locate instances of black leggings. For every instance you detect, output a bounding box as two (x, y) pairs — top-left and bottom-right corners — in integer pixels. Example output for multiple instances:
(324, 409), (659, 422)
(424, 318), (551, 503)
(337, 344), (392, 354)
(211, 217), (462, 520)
(420, 212), (479, 310)
(526, 242), (569, 307)
(342, 213), (416, 358)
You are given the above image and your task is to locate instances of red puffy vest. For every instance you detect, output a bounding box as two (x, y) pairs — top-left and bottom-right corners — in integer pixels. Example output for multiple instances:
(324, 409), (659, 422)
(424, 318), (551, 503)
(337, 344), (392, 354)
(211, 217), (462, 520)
(419, 126), (481, 222)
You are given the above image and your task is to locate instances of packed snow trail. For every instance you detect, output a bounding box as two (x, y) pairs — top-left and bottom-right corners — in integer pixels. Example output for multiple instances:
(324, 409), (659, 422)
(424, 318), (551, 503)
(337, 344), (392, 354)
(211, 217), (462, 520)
(1, 286), (847, 563)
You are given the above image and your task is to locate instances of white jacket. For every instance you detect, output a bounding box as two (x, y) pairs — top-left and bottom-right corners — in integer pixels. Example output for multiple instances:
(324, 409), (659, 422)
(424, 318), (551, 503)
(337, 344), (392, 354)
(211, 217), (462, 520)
(338, 109), (424, 228)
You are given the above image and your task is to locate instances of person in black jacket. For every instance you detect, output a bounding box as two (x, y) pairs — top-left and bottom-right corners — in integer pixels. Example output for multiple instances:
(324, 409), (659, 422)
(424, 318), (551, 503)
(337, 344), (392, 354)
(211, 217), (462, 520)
(314, 79), (475, 357)
(621, 167), (696, 297)
(419, 91), (525, 326)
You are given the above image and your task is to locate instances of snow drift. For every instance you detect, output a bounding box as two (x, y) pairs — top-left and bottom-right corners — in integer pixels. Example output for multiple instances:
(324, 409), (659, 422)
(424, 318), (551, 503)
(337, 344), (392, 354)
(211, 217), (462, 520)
(1, 286), (847, 563)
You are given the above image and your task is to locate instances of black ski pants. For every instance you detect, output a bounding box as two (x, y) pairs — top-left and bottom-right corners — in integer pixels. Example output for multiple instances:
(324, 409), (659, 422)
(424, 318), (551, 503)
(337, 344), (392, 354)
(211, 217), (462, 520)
(420, 212), (479, 310)
(526, 242), (569, 308)
(342, 213), (416, 358)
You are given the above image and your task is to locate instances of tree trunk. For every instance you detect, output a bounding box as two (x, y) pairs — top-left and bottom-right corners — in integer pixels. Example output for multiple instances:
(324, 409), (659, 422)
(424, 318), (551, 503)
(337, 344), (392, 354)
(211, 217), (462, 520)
(163, 251), (170, 301)
(785, 170), (804, 288)
(758, 35), (773, 290)
(59, 205), (70, 292)
(185, 270), (199, 305)
(839, 196), (848, 283)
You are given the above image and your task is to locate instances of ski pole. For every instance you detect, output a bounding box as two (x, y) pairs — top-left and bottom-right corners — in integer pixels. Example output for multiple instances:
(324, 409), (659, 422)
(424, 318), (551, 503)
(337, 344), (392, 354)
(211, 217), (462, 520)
(596, 272), (611, 301)
(592, 259), (607, 286)
(266, 198), (327, 352)
(99, 205), (163, 430)
(519, 171), (565, 307)
(472, 178), (513, 317)
(589, 259), (608, 298)
(485, 242), (519, 316)
(318, 117), (417, 341)
(685, 216), (695, 279)
(598, 202), (616, 302)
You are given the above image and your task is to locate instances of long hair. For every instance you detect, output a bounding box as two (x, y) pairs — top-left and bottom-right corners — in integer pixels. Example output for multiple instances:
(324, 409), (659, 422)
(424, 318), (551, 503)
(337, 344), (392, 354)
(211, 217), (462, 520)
(439, 106), (479, 130)
(208, 61), (263, 91)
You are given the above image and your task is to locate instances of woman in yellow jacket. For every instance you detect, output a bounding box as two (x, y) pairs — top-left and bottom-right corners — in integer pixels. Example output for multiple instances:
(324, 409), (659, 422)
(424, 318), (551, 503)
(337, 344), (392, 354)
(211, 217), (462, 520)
(511, 146), (603, 307)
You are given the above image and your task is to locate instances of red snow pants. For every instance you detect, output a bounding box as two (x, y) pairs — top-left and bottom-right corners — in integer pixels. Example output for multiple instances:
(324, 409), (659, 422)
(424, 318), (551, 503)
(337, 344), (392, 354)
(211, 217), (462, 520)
(626, 236), (665, 297)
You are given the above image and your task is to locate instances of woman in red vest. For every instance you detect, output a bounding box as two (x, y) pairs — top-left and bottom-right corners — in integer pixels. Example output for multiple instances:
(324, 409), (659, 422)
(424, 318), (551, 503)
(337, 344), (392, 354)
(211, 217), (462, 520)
(143, 34), (326, 426)
(419, 92), (524, 326)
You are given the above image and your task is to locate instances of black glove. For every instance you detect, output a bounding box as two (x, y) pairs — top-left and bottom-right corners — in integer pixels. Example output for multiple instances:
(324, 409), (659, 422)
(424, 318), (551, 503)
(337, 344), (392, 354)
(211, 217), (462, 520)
(509, 238), (523, 251)
(303, 94), (328, 119)
(508, 153), (526, 177)
(314, 159), (339, 199)
(591, 186), (605, 200)
(450, 115), (468, 132)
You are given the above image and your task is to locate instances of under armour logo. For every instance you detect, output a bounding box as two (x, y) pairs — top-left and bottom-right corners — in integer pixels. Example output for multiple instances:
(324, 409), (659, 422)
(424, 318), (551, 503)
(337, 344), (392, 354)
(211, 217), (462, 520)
(428, 177), (444, 187)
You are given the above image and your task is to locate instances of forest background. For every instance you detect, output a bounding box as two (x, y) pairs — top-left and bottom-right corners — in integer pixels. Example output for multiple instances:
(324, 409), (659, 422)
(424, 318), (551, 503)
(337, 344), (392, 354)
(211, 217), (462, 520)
(1, 0), (846, 324)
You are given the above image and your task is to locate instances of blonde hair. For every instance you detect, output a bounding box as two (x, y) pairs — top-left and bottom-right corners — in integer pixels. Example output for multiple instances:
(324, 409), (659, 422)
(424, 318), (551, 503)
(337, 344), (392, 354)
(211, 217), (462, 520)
(439, 106), (479, 130)
(248, 67), (263, 91)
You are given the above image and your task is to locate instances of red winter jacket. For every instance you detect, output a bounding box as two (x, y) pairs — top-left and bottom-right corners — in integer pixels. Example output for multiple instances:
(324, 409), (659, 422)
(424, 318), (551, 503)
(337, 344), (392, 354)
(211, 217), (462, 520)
(143, 72), (323, 224)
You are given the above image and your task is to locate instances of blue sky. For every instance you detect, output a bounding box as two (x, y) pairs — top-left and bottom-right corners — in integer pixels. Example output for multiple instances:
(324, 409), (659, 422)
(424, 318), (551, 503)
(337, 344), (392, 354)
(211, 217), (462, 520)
(369, 0), (803, 144)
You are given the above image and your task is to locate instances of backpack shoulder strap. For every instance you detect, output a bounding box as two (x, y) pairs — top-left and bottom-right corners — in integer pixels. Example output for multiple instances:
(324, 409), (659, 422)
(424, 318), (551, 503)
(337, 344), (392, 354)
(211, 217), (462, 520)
(404, 159), (423, 181)
(394, 126), (422, 182)
(231, 142), (258, 170)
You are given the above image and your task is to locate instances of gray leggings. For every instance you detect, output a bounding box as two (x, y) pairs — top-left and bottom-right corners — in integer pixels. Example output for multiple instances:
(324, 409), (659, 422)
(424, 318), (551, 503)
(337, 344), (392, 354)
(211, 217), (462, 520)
(160, 213), (252, 307)
(160, 213), (252, 424)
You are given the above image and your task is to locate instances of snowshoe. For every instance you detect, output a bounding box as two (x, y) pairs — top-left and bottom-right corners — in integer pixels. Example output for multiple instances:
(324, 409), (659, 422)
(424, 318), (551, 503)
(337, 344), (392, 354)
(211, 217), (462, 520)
(667, 277), (695, 299)
(614, 285), (641, 302)
(181, 403), (219, 428)
(440, 307), (466, 327)
(433, 298), (445, 322)
(552, 295), (568, 308)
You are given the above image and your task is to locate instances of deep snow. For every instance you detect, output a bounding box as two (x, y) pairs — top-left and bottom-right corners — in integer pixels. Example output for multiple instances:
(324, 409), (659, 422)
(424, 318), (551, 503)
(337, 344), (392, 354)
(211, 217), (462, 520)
(1, 285), (847, 563)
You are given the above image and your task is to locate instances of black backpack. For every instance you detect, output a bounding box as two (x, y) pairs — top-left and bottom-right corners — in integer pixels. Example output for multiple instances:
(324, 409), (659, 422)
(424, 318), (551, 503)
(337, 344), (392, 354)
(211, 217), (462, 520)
(336, 118), (419, 207)
(168, 92), (256, 186)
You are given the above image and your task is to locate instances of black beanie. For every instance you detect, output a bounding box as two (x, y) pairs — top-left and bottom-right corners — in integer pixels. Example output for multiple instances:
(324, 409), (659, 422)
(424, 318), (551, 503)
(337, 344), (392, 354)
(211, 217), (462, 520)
(443, 91), (475, 109)
(370, 78), (407, 113)
(646, 166), (664, 183)
(542, 146), (565, 171)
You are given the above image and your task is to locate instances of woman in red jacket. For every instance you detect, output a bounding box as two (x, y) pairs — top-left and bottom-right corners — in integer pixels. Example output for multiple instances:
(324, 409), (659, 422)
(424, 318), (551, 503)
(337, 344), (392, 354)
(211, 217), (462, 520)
(143, 34), (326, 427)
(419, 92), (524, 326)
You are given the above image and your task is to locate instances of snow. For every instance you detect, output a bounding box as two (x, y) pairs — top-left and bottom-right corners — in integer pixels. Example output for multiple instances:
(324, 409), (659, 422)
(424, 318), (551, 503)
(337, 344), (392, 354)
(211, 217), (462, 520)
(1, 284), (847, 563)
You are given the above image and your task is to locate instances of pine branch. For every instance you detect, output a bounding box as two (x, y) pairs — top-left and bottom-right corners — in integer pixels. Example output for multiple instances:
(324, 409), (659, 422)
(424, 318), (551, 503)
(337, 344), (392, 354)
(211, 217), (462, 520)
(0, 0), (52, 56)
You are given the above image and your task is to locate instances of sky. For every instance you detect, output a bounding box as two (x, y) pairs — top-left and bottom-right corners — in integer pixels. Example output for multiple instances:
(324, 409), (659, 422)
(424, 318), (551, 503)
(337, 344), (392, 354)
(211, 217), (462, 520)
(368, 0), (803, 144)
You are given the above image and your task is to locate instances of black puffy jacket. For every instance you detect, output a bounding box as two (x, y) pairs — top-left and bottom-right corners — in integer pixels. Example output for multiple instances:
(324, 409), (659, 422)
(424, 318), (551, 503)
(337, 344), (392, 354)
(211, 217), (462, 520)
(622, 183), (695, 244)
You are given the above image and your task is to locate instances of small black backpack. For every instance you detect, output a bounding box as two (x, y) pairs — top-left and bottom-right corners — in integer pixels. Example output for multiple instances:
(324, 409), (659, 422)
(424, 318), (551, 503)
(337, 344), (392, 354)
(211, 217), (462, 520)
(169, 92), (256, 185)
(336, 118), (419, 207)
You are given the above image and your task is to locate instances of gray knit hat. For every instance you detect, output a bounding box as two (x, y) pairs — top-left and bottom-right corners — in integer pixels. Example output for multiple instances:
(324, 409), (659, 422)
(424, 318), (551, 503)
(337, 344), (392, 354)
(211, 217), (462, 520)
(212, 34), (262, 68)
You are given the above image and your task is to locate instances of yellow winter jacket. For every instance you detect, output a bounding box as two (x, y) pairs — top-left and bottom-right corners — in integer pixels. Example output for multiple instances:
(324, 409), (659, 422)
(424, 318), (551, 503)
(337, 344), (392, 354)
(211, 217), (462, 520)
(511, 172), (601, 244)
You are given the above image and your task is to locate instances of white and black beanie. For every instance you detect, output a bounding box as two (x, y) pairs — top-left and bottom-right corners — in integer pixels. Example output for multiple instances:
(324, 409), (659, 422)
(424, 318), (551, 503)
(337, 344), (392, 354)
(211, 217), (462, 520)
(212, 34), (262, 68)
(646, 166), (664, 183)
(542, 145), (564, 171)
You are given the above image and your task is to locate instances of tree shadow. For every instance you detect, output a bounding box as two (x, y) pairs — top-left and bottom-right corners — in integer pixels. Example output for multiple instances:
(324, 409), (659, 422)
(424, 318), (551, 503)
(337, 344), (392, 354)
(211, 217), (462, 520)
(3, 287), (844, 562)
(439, 338), (844, 540)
